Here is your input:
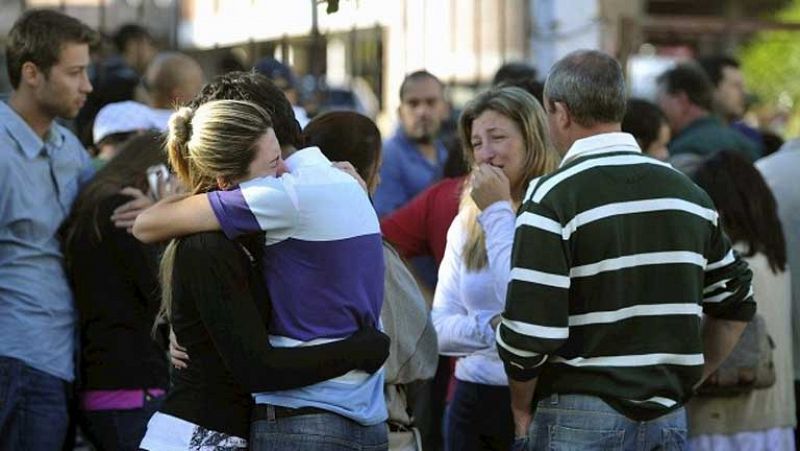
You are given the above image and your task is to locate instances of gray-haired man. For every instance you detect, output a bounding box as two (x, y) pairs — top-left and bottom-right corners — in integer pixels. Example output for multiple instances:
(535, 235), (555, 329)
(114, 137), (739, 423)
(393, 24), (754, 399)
(493, 50), (755, 450)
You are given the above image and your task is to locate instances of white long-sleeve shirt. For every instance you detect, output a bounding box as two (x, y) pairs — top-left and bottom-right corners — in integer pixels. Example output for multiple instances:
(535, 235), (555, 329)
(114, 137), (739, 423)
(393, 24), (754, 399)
(431, 201), (516, 386)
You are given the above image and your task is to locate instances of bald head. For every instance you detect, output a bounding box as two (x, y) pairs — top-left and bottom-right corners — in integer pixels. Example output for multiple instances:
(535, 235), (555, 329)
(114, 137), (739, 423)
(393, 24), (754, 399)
(145, 52), (205, 109)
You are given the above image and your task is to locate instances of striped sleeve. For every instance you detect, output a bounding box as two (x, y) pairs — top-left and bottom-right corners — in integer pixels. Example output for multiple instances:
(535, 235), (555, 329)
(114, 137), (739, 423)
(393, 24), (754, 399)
(208, 176), (299, 240)
(702, 225), (755, 321)
(497, 199), (570, 381)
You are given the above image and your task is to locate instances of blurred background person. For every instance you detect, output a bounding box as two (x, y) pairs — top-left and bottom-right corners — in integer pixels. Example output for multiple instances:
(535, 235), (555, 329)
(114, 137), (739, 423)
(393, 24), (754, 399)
(64, 131), (171, 451)
(656, 63), (760, 162)
(90, 100), (160, 169)
(140, 52), (205, 128)
(622, 98), (671, 161)
(491, 61), (543, 101)
(433, 86), (559, 451)
(687, 150), (795, 450)
(76, 23), (157, 146)
(254, 57), (310, 128)
(374, 70), (450, 218)
(697, 55), (765, 154)
(757, 138), (800, 448)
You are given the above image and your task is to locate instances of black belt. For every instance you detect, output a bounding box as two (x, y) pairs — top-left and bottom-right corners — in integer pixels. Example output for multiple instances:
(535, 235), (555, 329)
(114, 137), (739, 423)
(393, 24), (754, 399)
(251, 404), (328, 422)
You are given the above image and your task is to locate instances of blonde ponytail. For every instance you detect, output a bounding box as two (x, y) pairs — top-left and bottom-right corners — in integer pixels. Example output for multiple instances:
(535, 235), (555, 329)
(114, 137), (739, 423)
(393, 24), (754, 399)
(155, 100), (275, 334)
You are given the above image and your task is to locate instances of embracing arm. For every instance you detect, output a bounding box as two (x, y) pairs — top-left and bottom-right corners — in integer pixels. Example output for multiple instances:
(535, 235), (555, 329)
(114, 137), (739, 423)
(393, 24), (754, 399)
(132, 194), (219, 243)
(181, 234), (389, 392)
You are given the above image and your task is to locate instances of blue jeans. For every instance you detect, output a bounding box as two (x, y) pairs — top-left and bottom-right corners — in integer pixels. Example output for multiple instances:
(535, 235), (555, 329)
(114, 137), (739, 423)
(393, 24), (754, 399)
(515, 393), (687, 451)
(78, 393), (163, 451)
(445, 380), (513, 451)
(0, 356), (70, 451)
(250, 406), (388, 451)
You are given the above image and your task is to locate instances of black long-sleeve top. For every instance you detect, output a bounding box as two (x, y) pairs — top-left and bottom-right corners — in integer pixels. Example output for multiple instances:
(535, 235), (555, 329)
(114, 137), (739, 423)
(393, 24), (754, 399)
(161, 232), (389, 438)
(67, 194), (168, 391)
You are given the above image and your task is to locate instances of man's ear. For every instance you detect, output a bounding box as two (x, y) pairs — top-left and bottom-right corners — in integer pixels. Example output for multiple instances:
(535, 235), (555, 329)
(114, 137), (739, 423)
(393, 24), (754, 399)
(20, 61), (42, 88)
(554, 101), (571, 129)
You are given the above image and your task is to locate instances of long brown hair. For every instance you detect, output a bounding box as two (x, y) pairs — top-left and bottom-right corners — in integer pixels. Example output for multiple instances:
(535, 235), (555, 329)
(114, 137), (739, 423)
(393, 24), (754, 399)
(65, 131), (166, 253)
(692, 150), (787, 273)
(157, 100), (274, 327)
(303, 111), (382, 191)
(457, 87), (559, 271)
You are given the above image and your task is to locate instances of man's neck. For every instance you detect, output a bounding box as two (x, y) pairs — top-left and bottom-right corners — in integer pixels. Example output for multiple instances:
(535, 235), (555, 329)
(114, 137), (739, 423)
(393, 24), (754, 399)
(8, 91), (53, 139)
(416, 141), (439, 165)
(561, 122), (622, 154)
(676, 109), (710, 134)
(122, 50), (142, 75)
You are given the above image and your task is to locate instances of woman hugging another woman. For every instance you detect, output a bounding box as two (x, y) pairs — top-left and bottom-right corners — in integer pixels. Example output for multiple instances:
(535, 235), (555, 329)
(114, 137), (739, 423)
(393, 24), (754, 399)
(138, 99), (389, 450)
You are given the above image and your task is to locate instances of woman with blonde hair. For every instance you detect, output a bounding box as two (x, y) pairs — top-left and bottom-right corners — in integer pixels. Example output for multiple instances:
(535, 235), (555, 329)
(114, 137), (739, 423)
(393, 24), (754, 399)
(139, 100), (389, 450)
(432, 86), (560, 451)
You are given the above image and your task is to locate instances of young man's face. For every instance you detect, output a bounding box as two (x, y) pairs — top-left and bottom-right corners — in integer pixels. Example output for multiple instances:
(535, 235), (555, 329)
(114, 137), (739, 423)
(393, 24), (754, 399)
(656, 86), (684, 134)
(714, 66), (746, 121)
(33, 42), (93, 120)
(398, 77), (446, 143)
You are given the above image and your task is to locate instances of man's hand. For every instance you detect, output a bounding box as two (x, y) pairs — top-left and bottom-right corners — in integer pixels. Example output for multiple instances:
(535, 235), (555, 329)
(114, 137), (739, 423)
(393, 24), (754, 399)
(512, 406), (534, 439)
(470, 164), (511, 210)
(169, 328), (190, 370)
(508, 378), (538, 439)
(332, 161), (368, 193)
(111, 187), (155, 233)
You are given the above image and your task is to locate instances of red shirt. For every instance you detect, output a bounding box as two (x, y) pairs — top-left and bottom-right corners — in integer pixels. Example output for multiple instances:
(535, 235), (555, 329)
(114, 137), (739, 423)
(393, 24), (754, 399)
(380, 176), (466, 267)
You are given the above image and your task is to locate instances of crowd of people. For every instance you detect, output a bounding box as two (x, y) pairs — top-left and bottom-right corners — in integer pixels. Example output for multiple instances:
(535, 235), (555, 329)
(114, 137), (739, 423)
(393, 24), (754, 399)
(1, 8), (799, 451)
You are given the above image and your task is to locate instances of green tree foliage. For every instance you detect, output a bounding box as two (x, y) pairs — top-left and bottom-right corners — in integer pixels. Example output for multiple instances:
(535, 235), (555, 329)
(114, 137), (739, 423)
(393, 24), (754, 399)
(739, 1), (800, 109)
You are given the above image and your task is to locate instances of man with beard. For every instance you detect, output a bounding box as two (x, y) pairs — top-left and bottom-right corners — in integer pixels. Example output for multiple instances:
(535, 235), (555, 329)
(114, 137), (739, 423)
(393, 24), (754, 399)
(374, 70), (449, 217)
(0, 9), (97, 449)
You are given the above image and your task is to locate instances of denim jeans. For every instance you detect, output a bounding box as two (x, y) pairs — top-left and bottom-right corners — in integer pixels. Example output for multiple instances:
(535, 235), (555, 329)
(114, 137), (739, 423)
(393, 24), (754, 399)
(516, 393), (688, 451)
(445, 380), (513, 451)
(250, 406), (388, 451)
(0, 356), (70, 451)
(78, 393), (163, 451)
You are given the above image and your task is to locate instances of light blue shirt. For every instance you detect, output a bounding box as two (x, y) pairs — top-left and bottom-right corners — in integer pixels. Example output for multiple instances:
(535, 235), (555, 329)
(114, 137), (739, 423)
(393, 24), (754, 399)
(373, 127), (448, 218)
(0, 101), (93, 381)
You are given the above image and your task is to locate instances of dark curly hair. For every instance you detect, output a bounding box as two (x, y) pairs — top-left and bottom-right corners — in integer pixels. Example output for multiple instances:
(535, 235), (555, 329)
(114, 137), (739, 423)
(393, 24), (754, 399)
(186, 71), (302, 150)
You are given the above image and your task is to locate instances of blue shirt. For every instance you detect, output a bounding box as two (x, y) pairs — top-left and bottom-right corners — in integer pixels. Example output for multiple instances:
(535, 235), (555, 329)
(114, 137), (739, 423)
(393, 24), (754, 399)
(373, 127), (448, 217)
(208, 147), (387, 425)
(0, 101), (93, 381)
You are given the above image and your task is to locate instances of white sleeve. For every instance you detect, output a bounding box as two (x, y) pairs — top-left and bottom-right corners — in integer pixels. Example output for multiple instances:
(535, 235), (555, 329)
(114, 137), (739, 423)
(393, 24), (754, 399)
(477, 200), (516, 304)
(431, 214), (497, 355)
(208, 175), (299, 240)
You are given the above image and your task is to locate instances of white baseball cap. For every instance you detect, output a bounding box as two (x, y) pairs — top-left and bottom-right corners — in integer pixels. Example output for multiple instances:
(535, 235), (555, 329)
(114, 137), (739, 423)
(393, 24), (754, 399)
(93, 101), (161, 144)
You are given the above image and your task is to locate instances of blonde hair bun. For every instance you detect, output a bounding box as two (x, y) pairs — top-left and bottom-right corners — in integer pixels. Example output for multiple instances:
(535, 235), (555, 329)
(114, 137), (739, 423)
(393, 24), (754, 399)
(169, 106), (195, 148)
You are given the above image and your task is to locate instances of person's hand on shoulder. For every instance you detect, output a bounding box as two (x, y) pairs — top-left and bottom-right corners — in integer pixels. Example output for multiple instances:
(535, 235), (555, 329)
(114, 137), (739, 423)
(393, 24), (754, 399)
(111, 187), (155, 233)
(332, 161), (368, 193)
